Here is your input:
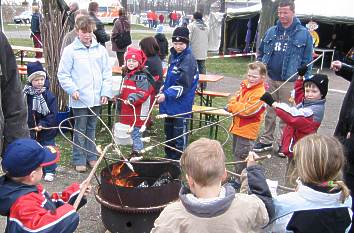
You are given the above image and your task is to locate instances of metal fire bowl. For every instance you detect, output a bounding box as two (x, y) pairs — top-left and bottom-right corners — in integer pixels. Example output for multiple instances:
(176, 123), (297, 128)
(99, 159), (182, 208)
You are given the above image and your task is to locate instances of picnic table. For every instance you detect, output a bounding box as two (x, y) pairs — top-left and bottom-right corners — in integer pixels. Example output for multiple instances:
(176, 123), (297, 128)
(12, 45), (44, 65)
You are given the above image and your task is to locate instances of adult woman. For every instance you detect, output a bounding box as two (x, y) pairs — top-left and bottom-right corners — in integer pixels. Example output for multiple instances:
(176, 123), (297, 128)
(111, 7), (131, 67)
(139, 36), (163, 91)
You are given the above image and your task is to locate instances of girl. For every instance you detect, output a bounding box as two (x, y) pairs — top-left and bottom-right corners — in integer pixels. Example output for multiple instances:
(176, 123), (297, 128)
(269, 134), (352, 232)
(119, 47), (156, 156)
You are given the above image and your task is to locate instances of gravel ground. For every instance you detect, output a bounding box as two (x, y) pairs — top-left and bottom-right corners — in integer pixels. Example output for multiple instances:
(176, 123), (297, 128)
(0, 32), (348, 232)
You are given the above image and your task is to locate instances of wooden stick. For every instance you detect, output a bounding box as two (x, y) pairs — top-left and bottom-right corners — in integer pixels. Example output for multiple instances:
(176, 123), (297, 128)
(226, 169), (295, 192)
(139, 96), (158, 133)
(225, 154), (271, 165)
(73, 143), (113, 210)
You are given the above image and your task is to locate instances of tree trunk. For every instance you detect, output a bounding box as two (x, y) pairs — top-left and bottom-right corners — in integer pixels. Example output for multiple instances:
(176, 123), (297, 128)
(41, 0), (69, 111)
(256, 0), (278, 52)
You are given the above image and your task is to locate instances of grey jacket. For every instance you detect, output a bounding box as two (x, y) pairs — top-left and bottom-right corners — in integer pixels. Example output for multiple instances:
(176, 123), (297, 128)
(0, 32), (29, 153)
(188, 19), (209, 60)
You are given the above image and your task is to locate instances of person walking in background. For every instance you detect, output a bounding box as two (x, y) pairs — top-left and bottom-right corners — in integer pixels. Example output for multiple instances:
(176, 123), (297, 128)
(88, 2), (110, 47)
(188, 12), (209, 77)
(253, 0), (313, 155)
(30, 5), (42, 58)
(67, 1), (79, 31)
(0, 31), (29, 154)
(111, 7), (131, 67)
(159, 14), (164, 24)
(58, 15), (112, 173)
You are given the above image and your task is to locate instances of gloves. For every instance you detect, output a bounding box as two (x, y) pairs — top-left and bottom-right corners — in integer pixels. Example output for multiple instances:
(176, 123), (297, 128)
(260, 92), (275, 106)
(297, 65), (308, 76)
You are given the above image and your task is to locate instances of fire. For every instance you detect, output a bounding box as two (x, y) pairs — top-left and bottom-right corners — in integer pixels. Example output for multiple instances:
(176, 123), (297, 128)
(110, 163), (138, 187)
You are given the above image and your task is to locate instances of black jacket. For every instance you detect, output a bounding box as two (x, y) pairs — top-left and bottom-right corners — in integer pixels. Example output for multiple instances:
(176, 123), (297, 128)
(89, 12), (110, 46)
(334, 64), (354, 170)
(145, 55), (163, 92)
(0, 32), (29, 153)
(154, 33), (169, 61)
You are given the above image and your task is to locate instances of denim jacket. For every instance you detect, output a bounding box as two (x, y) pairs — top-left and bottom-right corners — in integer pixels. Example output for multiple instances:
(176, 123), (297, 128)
(258, 18), (313, 81)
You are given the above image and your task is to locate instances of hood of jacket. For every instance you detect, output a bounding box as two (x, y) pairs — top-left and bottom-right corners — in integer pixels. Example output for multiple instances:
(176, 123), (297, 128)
(179, 184), (236, 218)
(0, 175), (37, 216)
(71, 36), (100, 50)
(194, 19), (207, 31)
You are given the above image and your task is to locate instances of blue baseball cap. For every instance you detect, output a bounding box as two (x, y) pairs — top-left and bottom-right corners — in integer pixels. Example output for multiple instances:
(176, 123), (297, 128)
(2, 139), (59, 177)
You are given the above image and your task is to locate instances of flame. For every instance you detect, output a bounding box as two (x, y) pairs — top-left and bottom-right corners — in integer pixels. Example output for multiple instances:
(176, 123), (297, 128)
(110, 163), (138, 187)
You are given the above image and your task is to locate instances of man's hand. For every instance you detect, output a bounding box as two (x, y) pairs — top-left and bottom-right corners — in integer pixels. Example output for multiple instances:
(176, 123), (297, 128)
(72, 91), (80, 100)
(297, 65), (308, 77)
(101, 96), (108, 105)
(156, 93), (166, 104)
(260, 92), (275, 106)
(331, 60), (342, 72)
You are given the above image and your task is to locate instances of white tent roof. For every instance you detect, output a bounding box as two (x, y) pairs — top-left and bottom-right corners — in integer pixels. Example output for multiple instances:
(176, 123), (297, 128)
(227, 0), (354, 24)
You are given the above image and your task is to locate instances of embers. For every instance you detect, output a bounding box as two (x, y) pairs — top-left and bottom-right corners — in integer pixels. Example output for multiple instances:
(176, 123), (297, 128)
(110, 163), (138, 187)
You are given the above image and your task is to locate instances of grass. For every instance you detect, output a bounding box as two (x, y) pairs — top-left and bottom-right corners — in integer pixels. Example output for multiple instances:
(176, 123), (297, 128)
(7, 37), (33, 47)
(206, 57), (252, 78)
(4, 23), (30, 31)
(131, 32), (172, 41)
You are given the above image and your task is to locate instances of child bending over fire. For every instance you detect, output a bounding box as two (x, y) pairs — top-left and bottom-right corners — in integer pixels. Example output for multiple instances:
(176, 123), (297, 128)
(151, 138), (274, 233)
(119, 47), (156, 157)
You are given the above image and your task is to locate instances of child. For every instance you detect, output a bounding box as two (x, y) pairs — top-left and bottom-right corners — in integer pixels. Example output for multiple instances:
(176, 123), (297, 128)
(268, 134), (352, 232)
(260, 66), (328, 183)
(0, 138), (90, 233)
(156, 27), (199, 160)
(227, 61), (267, 174)
(151, 138), (273, 232)
(119, 47), (156, 156)
(58, 15), (112, 173)
(23, 61), (58, 182)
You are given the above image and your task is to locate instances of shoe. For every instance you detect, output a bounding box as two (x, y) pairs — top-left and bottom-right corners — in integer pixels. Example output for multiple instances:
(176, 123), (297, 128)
(277, 147), (286, 158)
(88, 160), (97, 168)
(75, 165), (87, 173)
(253, 142), (273, 152)
(44, 173), (54, 182)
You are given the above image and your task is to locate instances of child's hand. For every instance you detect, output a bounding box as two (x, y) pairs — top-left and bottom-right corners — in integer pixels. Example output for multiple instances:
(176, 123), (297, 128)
(124, 99), (132, 105)
(156, 94), (165, 103)
(101, 96), (108, 105)
(80, 179), (92, 196)
(72, 91), (80, 100)
(245, 151), (259, 167)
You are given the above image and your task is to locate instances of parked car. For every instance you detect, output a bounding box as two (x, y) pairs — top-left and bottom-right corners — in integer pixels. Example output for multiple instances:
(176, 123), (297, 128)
(14, 11), (32, 24)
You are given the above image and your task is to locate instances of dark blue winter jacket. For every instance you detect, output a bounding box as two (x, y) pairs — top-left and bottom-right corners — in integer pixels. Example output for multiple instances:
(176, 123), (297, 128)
(159, 47), (198, 117)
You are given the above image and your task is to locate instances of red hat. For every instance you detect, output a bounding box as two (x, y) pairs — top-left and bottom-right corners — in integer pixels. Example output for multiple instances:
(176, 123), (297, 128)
(124, 47), (147, 66)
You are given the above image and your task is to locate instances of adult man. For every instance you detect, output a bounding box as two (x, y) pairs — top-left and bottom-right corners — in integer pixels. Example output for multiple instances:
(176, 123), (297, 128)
(0, 32), (29, 154)
(253, 0), (313, 154)
(188, 11), (209, 77)
(88, 2), (110, 47)
(67, 2), (79, 31)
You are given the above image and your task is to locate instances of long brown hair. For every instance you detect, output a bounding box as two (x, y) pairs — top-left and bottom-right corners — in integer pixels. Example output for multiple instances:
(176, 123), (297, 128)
(139, 37), (160, 57)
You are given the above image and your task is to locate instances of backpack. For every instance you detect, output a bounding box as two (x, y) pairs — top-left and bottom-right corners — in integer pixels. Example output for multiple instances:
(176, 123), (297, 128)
(114, 20), (131, 49)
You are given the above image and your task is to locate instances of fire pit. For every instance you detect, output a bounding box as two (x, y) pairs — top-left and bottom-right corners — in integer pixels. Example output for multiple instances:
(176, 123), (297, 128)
(95, 159), (181, 233)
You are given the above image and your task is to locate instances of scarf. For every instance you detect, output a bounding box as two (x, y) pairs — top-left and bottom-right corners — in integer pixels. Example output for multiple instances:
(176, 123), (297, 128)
(23, 85), (50, 116)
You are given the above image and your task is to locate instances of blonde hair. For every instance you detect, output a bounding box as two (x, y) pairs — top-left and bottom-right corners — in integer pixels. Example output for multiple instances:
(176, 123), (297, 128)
(75, 15), (96, 32)
(248, 61), (267, 77)
(180, 138), (225, 187)
(293, 134), (350, 202)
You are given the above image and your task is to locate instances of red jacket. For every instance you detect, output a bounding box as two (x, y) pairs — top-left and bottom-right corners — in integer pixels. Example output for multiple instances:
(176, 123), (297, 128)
(120, 70), (155, 127)
(276, 79), (325, 158)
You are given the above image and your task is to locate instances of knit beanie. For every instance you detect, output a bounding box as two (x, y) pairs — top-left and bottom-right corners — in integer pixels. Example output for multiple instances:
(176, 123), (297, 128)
(27, 61), (46, 83)
(172, 27), (189, 44)
(304, 74), (329, 98)
(124, 47), (147, 66)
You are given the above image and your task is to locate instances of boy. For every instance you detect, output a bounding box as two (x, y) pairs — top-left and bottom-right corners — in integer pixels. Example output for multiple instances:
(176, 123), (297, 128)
(58, 15), (112, 172)
(119, 47), (156, 156)
(156, 26), (199, 160)
(24, 61), (58, 182)
(227, 61), (267, 174)
(0, 138), (90, 233)
(260, 67), (328, 181)
(151, 138), (273, 233)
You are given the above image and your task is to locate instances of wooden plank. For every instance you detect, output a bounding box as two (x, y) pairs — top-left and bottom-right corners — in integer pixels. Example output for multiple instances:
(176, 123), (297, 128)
(192, 105), (231, 117)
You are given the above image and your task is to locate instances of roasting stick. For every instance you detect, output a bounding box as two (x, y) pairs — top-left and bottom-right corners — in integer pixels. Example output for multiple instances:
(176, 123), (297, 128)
(225, 154), (271, 165)
(73, 143), (113, 210)
(226, 170), (295, 192)
(139, 95), (159, 133)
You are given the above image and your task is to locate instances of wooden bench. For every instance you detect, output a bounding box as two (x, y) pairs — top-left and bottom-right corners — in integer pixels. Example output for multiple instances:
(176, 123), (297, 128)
(196, 90), (230, 106)
(191, 105), (231, 139)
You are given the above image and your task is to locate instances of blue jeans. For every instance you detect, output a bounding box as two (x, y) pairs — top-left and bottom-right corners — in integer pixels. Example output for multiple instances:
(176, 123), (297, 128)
(39, 138), (57, 174)
(131, 127), (143, 152)
(164, 117), (188, 160)
(72, 106), (100, 166)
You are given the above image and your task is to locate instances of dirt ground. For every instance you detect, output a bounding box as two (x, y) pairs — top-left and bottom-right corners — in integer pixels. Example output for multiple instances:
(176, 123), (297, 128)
(0, 45), (348, 233)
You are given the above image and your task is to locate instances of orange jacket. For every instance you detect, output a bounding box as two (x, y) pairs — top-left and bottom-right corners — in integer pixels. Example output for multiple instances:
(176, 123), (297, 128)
(227, 80), (266, 140)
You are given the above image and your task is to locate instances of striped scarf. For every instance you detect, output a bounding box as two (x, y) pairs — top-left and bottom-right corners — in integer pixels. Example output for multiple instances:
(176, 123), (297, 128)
(23, 85), (50, 116)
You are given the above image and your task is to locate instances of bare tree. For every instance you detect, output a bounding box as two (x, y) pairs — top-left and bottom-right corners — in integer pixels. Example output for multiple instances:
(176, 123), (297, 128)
(256, 0), (279, 50)
(41, 0), (69, 111)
